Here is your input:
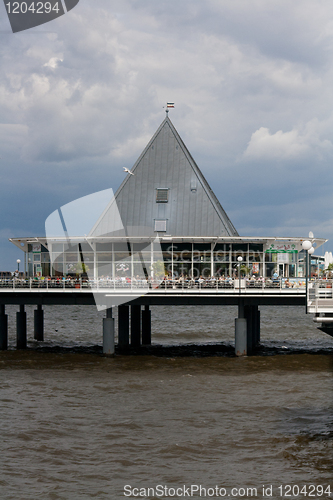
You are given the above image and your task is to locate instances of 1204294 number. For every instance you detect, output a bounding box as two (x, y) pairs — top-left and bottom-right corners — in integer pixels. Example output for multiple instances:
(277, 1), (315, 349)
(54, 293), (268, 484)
(278, 485), (331, 497)
(5, 2), (60, 14)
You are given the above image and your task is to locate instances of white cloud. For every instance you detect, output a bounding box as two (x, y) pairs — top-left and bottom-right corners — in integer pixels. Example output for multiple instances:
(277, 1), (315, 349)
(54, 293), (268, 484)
(243, 123), (333, 161)
(244, 127), (309, 160)
(43, 57), (63, 69)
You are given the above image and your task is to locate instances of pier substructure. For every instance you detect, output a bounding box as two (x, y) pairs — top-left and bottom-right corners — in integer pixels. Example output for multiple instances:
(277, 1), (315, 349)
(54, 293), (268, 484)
(244, 305), (260, 355)
(142, 305), (151, 345)
(131, 305), (141, 347)
(118, 305), (129, 350)
(103, 308), (115, 356)
(0, 305), (8, 350)
(235, 300), (247, 356)
(16, 304), (27, 350)
(235, 301), (261, 356)
(34, 304), (44, 341)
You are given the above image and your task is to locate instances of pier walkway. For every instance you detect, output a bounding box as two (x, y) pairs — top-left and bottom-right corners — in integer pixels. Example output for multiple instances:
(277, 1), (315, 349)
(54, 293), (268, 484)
(0, 277), (306, 306)
(0, 277), (310, 357)
(1, 278), (333, 356)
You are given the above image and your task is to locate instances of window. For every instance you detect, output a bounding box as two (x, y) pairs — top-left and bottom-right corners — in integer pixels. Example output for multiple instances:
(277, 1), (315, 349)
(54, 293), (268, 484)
(156, 188), (169, 203)
(154, 220), (167, 232)
(190, 180), (197, 192)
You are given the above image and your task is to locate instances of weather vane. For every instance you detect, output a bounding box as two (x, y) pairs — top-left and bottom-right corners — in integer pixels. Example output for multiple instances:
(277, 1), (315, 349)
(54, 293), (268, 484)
(164, 102), (175, 115)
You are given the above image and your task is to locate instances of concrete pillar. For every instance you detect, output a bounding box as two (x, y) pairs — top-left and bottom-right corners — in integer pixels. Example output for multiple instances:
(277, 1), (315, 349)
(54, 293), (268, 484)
(244, 305), (254, 355)
(103, 307), (115, 356)
(17, 304), (27, 350)
(0, 305), (8, 350)
(235, 302), (260, 356)
(142, 305), (151, 345)
(249, 306), (260, 347)
(34, 304), (44, 341)
(255, 309), (261, 345)
(118, 305), (129, 350)
(235, 318), (247, 356)
(243, 304), (260, 354)
(235, 299), (247, 356)
(131, 305), (141, 347)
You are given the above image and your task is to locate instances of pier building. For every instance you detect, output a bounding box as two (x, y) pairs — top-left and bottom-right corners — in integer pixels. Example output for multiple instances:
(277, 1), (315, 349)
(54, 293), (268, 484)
(9, 116), (326, 281)
(2, 116), (328, 355)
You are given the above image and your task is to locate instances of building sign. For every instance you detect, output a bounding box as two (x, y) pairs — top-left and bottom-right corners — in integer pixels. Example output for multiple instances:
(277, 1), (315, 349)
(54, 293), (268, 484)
(265, 242), (298, 253)
(32, 243), (41, 253)
(277, 253), (290, 263)
(36, 267), (42, 277)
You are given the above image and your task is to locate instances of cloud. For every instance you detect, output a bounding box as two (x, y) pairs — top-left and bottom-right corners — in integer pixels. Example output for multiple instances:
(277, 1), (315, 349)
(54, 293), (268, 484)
(2, 0), (333, 269)
(244, 127), (309, 160)
(243, 123), (333, 161)
(43, 57), (63, 69)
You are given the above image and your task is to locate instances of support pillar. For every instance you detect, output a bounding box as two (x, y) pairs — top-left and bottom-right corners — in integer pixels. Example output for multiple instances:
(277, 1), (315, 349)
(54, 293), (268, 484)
(142, 305), (151, 345)
(103, 307), (115, 356)
(255, 309), (261, 345)
(244, 305), (255, 355)
(118, 305), (129, 350)
(235, 318), (247, 356)
(235, 299), (247, 356)
(0, 305), (8, 350)
(34, 304), (44, 341)
(131, 305), (141, 347)
(17, 304), (27, 350)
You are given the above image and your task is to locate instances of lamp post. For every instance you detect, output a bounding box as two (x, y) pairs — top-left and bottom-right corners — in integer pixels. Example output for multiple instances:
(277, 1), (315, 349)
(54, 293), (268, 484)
(302, 240), (313, 314)
(16, 259), (21, 273)
(237, 256), (243, 294)
(308, 246), (315, 279)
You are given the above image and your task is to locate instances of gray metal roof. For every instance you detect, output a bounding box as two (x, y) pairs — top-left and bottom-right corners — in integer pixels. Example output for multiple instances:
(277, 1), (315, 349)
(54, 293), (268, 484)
(90, 116), (238, 238)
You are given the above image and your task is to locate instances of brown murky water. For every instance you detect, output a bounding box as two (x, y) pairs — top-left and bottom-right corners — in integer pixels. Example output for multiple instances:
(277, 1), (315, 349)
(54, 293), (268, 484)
(0, 306), (332, 499)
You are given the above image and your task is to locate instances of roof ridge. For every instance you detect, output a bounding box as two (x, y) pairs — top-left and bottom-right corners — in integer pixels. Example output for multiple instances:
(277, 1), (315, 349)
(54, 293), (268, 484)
(165, 117), (238, 236)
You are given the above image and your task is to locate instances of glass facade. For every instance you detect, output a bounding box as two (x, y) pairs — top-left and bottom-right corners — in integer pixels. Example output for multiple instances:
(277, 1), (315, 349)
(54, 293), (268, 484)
(23, 239), (314, 280)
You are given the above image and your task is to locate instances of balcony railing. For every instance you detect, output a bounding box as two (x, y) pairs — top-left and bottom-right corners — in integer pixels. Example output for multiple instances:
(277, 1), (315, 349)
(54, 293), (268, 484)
(0, 277), (308, 292)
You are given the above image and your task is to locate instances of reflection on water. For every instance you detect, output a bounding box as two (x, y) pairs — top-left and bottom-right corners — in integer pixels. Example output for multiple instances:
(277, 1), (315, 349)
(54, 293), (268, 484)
(0, 305), (332, 499)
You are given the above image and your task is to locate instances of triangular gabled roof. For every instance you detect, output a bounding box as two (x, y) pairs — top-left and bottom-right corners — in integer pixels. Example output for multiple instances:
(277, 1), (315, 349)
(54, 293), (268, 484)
(90, 116), (238, 238)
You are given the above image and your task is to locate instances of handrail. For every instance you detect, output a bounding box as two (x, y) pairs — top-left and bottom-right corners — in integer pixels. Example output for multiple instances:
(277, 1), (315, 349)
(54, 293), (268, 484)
(0, 277), (315, 291)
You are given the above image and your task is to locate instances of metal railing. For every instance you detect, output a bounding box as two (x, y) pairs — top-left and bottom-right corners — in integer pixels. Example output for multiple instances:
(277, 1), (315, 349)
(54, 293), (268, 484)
(0, 277), (308, 292)
(309, 279), (333, 300)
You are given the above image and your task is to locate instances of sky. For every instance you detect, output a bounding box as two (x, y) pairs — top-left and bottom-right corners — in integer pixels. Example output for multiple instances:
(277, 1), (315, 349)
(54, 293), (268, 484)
(1, 0), (333, 270)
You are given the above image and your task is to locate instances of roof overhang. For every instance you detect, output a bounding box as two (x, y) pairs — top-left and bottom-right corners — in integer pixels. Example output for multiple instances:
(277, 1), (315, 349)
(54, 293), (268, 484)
(9, 236), (328, 252)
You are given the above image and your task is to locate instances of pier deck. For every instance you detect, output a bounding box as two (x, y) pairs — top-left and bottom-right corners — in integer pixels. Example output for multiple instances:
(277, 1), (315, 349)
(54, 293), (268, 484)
(0, 279), (306, 306)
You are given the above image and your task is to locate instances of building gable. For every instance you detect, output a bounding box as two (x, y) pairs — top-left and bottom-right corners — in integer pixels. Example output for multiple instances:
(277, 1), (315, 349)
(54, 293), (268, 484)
(90, 116), (238, 238)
